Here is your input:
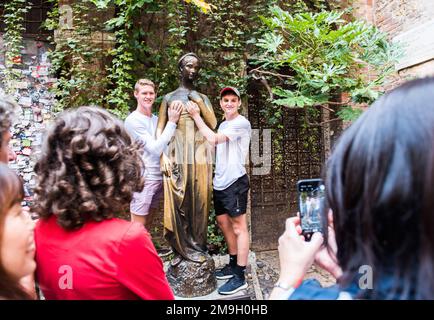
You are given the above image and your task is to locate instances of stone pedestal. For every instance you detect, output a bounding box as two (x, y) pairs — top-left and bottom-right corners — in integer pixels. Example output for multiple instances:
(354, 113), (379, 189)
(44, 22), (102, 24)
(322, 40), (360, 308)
(166, 255), (217, 298)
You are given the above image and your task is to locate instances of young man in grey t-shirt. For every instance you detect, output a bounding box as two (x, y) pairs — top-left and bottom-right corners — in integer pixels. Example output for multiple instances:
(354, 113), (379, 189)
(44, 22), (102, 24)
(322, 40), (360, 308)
(187, 86), (251, 295)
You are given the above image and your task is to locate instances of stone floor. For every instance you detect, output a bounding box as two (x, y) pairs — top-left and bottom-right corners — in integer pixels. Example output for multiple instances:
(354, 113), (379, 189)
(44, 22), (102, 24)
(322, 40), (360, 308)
(164, 254), (251, 300)
(254, 250), (336, 300)
(164, 250), (337, 300)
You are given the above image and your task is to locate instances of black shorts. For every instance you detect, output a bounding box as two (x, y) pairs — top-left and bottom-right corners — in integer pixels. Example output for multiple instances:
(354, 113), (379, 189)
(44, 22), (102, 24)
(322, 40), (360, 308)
(214, 174), (250, 217)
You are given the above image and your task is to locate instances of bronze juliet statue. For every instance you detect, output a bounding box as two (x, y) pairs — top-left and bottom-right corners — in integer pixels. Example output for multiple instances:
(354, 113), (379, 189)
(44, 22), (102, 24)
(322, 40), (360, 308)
(156, 53), (217, 297)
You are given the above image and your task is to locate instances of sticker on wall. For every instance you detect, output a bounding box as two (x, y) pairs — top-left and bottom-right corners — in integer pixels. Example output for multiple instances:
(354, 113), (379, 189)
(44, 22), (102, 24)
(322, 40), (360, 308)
(18, 96), (32, 106)
(22, 147), (32, 156)
(2, 39), (56, 207)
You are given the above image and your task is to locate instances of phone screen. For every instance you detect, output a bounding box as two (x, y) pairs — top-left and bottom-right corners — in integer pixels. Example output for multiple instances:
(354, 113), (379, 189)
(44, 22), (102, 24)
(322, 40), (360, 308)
(297, 179), (325, 238)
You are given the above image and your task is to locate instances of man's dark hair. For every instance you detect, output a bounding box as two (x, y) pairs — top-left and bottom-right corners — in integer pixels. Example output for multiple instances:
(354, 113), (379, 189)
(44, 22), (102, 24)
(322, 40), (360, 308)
(325, 77), (434, 299)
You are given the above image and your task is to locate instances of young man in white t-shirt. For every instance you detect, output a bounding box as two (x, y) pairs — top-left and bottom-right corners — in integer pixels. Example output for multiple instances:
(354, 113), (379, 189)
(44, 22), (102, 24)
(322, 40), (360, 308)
(186, 86), (251, 295)
(125, 79), (183, 230)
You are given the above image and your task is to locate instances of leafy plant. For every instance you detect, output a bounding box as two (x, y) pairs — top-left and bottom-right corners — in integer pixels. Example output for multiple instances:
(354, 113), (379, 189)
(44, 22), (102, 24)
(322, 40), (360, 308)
(42, 0), (266, 118)
(44, 0), (109, 111)
(94, 0), (159, 118)
(0, 0), (31, 94)
(207, 208), (226, 254)
(252, 6), (401, 123)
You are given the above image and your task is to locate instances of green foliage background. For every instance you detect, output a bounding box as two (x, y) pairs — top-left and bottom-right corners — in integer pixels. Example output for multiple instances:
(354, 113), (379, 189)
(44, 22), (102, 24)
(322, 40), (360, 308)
(0, 0), (31, 94)
(1, 0), (399, 121)
(1, 0), (400, 252)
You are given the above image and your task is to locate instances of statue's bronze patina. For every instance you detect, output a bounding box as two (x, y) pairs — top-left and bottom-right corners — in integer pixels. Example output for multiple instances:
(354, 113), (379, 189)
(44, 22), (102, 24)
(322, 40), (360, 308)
(156, 53), (217, 297)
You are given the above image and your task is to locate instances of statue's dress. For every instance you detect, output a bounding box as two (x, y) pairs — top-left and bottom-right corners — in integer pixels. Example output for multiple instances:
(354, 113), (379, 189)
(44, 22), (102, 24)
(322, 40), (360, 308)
(157, 88), (216, 263)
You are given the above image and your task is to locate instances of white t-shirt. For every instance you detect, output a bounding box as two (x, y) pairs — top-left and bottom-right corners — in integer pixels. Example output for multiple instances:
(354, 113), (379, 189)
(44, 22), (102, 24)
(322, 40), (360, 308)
(124, 111), (176, 180)
(213, 114), (251, 190)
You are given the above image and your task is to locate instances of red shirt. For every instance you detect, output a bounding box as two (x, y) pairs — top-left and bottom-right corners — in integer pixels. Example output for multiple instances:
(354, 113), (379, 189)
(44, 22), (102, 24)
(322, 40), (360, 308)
(35, 216), (174, 300)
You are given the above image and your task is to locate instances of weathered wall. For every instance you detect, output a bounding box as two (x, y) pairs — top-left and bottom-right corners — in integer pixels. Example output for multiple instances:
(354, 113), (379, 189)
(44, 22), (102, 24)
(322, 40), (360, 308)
(0, 36), (56, 210)
(354, 0), (434, 89)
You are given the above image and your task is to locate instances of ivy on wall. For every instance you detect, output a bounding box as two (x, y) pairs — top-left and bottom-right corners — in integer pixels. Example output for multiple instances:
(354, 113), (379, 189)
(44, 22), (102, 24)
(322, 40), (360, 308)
(4, 0), (394, 123)
(34, 0), (271, 120)
(1, 0), (30, 94)
(44, 0), (110, 111)
(92, 0), (161, 118)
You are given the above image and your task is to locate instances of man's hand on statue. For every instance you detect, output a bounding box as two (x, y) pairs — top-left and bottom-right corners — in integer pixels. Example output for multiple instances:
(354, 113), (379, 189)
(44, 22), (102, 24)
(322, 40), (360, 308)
(188, 91), (203, 104)
(186, 101), (200, 117)
(168, 101), (183, 123)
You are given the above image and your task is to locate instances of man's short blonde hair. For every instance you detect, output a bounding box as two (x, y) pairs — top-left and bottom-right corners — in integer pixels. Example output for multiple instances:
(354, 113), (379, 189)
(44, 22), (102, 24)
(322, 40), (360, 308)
(134, 79), (156, 92)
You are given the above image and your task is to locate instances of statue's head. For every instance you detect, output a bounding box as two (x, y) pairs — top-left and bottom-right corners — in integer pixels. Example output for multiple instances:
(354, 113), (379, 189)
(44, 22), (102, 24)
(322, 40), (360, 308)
(178, 53), (200, 82)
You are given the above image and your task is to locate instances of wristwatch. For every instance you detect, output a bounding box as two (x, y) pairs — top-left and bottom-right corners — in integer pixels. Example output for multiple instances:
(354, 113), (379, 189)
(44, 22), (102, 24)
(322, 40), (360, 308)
(273, 281), (295, 300)
(274, 281), (292, 290)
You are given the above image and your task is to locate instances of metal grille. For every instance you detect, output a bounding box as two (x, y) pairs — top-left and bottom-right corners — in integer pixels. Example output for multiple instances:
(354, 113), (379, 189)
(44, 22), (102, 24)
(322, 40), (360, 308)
(248, 79), (325, 251)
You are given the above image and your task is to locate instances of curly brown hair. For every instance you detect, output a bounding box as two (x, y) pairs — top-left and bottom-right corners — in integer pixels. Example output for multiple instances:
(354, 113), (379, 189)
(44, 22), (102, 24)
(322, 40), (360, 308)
(33, 106), (145, 230)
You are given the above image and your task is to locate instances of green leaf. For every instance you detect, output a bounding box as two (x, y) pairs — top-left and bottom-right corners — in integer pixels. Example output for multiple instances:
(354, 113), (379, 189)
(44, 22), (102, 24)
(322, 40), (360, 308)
(256, 32), (284, 53)
(336, 106), (363, 121)
(90, 0), (111, 9)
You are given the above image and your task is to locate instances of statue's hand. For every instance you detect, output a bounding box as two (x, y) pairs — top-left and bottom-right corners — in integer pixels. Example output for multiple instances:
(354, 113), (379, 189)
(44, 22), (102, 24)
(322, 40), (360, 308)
(161, 153), (172, 177)
(188, 91), (203, 104)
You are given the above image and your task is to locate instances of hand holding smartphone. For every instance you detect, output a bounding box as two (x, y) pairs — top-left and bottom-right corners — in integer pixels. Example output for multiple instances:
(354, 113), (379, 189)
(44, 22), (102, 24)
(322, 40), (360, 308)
(297, 178), (325, 241)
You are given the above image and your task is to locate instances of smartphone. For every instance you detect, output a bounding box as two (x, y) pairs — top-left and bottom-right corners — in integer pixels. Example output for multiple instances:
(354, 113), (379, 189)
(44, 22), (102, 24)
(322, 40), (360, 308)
(297, 178), (325, 241)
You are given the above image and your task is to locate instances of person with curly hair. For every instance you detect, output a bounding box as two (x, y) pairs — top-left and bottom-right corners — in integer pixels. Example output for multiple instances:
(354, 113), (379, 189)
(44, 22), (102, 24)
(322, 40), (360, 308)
(33, 106), (174, 300)
(0, 164), (36, 300)
(0, 97), (17, 163)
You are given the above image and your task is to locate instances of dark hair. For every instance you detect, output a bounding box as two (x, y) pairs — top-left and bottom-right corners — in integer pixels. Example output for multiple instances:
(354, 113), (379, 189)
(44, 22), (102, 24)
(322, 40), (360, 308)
(33, 106), (145, 230)
(0, 97), (16, 147)
(325, 77), (434, 299)
(0, 164), (30, 300)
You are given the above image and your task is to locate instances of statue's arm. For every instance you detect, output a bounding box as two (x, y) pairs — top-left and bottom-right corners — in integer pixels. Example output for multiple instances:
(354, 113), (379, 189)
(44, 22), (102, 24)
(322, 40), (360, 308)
(156, 96), (169, 138)
(156, 96), (173, 176)
(197, 94), (217, 130)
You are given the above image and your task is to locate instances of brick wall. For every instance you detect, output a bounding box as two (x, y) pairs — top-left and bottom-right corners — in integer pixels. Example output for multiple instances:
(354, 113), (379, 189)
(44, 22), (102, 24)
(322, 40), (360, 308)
(353, 0), (434, 89)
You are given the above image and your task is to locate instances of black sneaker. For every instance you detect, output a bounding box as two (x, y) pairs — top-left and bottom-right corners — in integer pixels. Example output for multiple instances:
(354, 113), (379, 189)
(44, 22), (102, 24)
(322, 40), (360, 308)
(215, 264), (234, 280)
(218, 275), (248, 295)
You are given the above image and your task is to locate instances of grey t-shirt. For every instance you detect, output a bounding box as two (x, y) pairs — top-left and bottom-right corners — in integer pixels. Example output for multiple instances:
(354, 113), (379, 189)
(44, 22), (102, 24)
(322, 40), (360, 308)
(213, 115), (251, 190)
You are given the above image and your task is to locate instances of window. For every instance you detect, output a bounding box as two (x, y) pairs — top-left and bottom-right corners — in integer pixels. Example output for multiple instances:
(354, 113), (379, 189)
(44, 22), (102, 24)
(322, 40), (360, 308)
(0, 0), (53, 38)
